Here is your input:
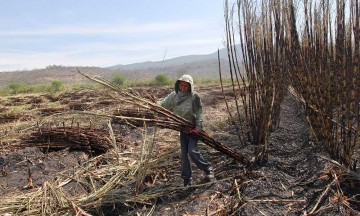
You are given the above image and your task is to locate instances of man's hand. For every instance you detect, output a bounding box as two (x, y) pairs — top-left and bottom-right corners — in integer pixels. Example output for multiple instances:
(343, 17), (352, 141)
(191, 128), (200, 135)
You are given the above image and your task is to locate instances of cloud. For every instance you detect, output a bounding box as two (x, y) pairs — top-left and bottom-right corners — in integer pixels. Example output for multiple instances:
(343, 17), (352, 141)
(0, 20), (205, 37)
(0, 40), (222, 71)
(0, 35), (223, 72)
(0, 19), (225, 71)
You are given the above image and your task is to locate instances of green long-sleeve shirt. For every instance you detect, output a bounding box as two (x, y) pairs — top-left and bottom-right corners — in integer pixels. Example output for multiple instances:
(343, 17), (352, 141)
(158, 74), (203, 130)
(159, 91), (203, 130)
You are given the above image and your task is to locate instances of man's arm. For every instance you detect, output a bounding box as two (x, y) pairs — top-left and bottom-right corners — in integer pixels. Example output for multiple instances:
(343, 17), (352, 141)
(158, 91), (176, 110)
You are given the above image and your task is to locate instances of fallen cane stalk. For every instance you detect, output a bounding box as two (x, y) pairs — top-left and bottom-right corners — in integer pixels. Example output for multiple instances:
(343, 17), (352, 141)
(234, 179), (242, 201)
(308, 178), (336, 214)
(245, 199), (306, 203)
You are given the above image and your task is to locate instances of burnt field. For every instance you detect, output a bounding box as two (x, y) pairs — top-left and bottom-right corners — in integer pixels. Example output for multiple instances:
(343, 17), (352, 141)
(0, 86), (359, 215)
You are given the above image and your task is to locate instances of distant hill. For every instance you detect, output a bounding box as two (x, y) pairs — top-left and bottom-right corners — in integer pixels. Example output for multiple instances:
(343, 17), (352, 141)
(107, 47), (231, 71)
(0, 46), (241, 88)
(107, 46), (240, 80)
(0, 66), (113, 88)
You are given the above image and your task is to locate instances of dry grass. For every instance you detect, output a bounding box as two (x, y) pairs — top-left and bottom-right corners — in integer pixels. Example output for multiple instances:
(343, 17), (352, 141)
(0, 71), (251, 215)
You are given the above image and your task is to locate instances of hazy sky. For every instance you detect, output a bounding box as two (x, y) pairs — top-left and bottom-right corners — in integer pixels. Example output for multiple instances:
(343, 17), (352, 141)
(0, 0), (232, 72)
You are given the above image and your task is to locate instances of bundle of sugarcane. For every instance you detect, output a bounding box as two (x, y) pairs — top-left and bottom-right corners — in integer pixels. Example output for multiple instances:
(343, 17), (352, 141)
(0, 113), (34, 124)
(18, 124), (120, 154)
(39, 107), (68, 116)
(78, 69), (251, 165)
(112, 108), (157, 127)
(68, 101), (90, 111)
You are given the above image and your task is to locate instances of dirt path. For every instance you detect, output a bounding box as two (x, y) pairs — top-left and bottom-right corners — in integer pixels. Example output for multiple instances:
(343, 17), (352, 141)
(126, 91), (353, 215)
(239, 93), (329, 215)
(131, 92), (333, 216)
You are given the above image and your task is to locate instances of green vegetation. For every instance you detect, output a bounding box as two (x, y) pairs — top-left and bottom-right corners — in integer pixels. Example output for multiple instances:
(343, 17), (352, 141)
(112, 74), (127, 87)
(125, 74), (174, 87)
(0, 81), (65, 96)
(196, 77), (234, 87)
(50, 80), (64, 92)
(152, 74), (172, 86)
(0, 75), (224, 96)
(8, 82), (32, 94)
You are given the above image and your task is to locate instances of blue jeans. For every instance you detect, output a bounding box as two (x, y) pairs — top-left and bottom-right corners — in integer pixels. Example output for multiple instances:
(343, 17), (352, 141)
(180, 132), (211, 181)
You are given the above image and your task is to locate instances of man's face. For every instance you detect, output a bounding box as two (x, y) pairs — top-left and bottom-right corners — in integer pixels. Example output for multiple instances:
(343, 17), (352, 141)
(179, 81), (190, 92)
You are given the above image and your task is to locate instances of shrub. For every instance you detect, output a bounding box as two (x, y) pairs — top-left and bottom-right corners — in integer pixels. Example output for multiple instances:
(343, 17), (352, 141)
(8, 82), (32, 94)
(50, 80), (64, 92)
(154, 74), (172, 86)
(112, 74), (126, 87)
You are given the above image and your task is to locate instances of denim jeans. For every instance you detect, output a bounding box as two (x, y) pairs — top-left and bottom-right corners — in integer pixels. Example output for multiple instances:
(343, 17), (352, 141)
(180, 132), (211, 181)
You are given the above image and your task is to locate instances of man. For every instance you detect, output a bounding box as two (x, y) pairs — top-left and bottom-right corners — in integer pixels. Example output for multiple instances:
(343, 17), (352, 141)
(158, 74), (214, 186)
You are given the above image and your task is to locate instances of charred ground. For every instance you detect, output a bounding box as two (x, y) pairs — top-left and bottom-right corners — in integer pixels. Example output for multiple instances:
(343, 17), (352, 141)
(0, 86), (359, 215)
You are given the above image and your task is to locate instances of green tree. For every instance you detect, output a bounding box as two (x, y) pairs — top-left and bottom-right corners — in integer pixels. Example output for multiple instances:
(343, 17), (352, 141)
(50, 80), (64, 92)
(154, 74), (171, 86)
(112, 74), (126, 87)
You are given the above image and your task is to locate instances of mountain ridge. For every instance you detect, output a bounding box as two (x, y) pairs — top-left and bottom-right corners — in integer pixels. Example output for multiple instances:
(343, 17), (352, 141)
(0, 46), (238, 88)
(107, 47), (230, 71)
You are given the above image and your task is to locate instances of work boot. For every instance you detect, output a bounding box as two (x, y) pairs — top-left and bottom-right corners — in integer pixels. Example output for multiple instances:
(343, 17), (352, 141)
(183, 178), (192, 187)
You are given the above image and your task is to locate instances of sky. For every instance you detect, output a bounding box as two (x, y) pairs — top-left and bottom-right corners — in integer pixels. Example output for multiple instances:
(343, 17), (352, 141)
(0, 0), (232, 72)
